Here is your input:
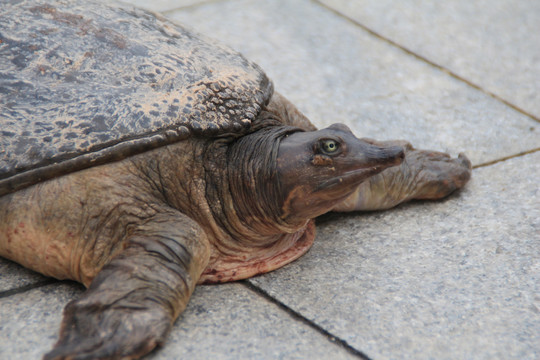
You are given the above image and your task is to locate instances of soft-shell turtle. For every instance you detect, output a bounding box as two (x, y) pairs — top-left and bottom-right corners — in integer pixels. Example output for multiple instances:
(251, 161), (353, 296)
(0, 0), (472, 359)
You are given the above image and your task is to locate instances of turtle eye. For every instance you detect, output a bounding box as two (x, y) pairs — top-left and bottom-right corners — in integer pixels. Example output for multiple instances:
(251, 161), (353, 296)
(321, 139), (339, 154)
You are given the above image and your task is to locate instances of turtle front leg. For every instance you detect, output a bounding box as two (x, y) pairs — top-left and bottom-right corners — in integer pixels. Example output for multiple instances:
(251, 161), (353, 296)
(44, 211), (210, 360)
(333, 139), (472, 212)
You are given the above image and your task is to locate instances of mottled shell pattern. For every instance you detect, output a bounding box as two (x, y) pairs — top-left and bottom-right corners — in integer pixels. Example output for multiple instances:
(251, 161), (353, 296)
(0, 0), (273, 196)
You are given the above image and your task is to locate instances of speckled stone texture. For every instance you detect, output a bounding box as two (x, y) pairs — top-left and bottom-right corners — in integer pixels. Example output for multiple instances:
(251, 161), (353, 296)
(152, 284), (356, 359)
(318, 0), (540, 120)
(122, 0), (207, 12)
(1, 0), (539, 359)
(0, 283), (82, 360)
(0, 258), (48, 292)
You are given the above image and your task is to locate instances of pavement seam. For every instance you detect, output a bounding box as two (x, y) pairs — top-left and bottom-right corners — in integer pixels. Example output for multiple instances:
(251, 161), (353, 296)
(242, 280), (373, 360)
(311, 0), (540, 124)
(0, 278), (58, 299)
(472, 147), (540, 169)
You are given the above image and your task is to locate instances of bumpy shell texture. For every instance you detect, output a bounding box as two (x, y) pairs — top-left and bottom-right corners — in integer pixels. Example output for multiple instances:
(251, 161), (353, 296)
(0, 0), (273, 196)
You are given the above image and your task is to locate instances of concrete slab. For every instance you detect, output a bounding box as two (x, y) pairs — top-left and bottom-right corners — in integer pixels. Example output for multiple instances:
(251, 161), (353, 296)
(0, 257), (48, 293)
(0, 282), (356, 359)
(152, 283), (356, 359)
(250, 151), (540, 360)
(319, 0), (540, 120)
(0, 283), (81, 360)
(119, 0), (209, 12)
(168, 0), (539, 166)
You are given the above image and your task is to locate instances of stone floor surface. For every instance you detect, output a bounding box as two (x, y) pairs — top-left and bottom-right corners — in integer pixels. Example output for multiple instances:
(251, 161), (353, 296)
(0, 0), (538, 359)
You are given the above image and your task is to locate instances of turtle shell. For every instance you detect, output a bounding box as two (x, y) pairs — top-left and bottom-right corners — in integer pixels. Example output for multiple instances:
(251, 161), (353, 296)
(0, 0), (273, 196)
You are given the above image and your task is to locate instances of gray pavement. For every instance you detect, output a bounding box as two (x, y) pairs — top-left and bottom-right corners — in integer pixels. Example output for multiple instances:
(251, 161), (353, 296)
(0, 0), (538, 359)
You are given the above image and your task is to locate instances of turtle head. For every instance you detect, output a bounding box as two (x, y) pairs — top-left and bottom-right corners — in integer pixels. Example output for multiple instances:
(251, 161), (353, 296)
(277, 124), (404, 225)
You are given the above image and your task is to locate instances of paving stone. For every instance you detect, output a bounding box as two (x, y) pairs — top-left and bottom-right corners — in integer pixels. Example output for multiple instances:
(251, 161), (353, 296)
(151, 284), (356, 359)
(168, 0), (539, 166)
(119, 0), (209, 12)
(249, 151), (540, 360)
(0, 283), (82, 360)
(0, 257), (48, 293)
(319, 0), (540, 120)
(0, 281), (356, 359)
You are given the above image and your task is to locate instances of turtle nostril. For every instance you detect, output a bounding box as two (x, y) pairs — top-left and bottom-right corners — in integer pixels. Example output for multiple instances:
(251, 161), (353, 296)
(385, 145), (405, 160)
(380, 146), (405, 160)
(369, 145), (405, 166)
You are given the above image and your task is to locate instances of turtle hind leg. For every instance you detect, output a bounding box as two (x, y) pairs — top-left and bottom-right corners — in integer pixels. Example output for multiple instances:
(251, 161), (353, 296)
(44, 211), (210, 360)
(333, 139), (472, 212)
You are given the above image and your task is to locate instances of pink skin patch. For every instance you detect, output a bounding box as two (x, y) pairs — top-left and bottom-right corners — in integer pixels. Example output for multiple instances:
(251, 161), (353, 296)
(199, 220), (316, 284)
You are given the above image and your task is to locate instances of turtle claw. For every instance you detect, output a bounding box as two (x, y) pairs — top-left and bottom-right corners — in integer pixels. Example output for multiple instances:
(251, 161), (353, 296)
(43, 297), (169, 360)
(354, 138), (472, 200)
(333, 147), (472, 212)
(408, 150), (472, 200)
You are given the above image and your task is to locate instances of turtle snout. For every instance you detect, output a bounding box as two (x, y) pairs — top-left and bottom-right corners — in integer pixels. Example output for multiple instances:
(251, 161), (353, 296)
(364, 144), (405, 167)
(386, 145), (405, 162)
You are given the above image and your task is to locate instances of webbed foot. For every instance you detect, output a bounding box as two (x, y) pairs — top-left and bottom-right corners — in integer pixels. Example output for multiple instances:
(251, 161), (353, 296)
(405, 150), (471, 200)
(44, 294), (170, 360)
(333, 141), (472, 212)
(44, 211), (210, 360)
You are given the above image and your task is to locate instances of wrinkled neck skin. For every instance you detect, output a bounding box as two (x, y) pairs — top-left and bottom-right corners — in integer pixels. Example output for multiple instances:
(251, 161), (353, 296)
(185, 118), (313, 283)
(204, 121), (304, 248)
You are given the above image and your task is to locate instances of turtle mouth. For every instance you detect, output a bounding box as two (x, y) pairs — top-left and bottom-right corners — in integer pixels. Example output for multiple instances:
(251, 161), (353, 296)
(315, 163), (399, 193)
(314, 144), (405, 193)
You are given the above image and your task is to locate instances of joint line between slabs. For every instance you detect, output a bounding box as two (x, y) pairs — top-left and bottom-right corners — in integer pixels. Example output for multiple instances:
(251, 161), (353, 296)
(312, 0), (540, 124)
(472, 147), (540, 169)
(242, 281), (373, 360)
(0, 278), (58, 299)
